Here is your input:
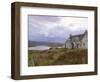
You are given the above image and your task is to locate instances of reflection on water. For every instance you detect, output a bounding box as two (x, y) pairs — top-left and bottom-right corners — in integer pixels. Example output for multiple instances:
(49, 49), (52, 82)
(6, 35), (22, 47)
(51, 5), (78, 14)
(28, 45), (50, 50)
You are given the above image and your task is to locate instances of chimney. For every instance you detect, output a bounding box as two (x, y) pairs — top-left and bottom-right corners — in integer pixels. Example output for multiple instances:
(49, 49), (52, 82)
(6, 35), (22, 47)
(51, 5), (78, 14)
(84, 30), (87, 34)
(70, 34), (72, 39)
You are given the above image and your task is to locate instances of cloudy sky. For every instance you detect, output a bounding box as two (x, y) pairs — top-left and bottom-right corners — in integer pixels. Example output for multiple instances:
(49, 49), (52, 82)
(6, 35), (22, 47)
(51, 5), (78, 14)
(28, 15), (88, 43)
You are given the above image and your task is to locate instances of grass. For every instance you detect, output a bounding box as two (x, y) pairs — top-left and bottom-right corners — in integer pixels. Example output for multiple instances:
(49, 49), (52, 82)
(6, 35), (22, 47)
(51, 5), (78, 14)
(28, 48), (87, 66)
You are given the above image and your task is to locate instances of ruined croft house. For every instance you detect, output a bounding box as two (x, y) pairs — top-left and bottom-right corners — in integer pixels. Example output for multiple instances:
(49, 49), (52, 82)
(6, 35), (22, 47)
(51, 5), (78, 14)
(65, 30), (88, 49)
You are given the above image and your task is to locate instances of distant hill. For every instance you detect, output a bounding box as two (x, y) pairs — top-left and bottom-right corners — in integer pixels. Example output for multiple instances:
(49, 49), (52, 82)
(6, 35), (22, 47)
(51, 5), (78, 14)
(28, 41), (64, 47)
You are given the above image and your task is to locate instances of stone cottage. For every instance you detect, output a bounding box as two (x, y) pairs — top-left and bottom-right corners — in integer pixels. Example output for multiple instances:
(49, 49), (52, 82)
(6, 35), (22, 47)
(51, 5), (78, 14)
(65, 30), (88, 49)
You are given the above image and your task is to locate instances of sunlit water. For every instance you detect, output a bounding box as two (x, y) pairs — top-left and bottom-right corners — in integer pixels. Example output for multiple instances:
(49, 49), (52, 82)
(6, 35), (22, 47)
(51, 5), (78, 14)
(28, 45), (50, 50)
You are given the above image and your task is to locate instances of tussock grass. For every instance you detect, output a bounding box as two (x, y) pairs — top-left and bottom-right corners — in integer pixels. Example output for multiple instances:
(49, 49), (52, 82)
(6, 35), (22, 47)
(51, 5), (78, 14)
(28, 48), (87, 66)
